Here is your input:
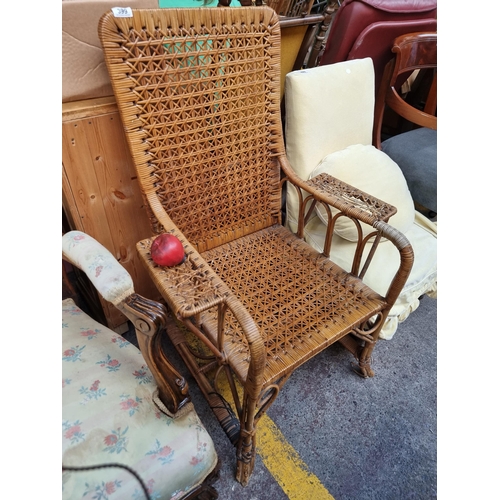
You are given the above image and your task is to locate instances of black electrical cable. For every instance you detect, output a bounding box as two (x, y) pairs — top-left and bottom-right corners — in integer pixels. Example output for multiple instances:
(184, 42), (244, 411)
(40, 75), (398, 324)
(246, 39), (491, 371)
(62, 463), (151, 500)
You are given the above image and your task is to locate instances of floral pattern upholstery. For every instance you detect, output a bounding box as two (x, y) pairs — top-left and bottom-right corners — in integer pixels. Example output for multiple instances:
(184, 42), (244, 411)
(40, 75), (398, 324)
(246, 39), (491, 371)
(62, 231), (134, 306)
(62, 298), (218, 500)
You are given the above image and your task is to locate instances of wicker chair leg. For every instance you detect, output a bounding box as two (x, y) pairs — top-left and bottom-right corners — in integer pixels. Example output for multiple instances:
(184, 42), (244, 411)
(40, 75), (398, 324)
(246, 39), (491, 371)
(356, 320), (387, 378)
(357, 345), (375, 378)
(235, 430), (257, 487)
(338, 334), (376, 378)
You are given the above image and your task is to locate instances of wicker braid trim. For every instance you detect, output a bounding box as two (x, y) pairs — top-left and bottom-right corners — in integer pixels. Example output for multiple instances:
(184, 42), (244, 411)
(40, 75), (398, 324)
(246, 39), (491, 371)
(306, 173), (397, 224)
(99, 7), (283, 254)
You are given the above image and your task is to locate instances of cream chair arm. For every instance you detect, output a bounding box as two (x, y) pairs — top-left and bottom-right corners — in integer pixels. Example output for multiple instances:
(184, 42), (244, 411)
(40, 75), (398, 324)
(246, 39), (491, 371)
(62, 231), (134, 306)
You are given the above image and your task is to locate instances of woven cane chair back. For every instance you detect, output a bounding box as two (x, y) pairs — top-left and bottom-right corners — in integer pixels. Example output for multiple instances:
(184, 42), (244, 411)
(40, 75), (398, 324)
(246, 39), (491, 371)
(99, 7), (413, 486)
(99, 7), (282, 253)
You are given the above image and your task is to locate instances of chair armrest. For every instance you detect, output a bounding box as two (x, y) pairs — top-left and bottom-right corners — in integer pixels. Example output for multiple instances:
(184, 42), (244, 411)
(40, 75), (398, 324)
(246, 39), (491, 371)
(62, 230), (191, 416)
(279, 156), (414, 308)
(372, 220), (414, 307)
(279, 156), (397, 228)
(62, 231), (134, 306)
(136, 229), (266, 402)
(304, 173), (397, 224)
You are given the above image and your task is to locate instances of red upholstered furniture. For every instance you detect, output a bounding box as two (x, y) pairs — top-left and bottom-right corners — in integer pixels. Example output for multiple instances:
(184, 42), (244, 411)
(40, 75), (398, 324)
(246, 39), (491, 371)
(318, 0), (437, 95)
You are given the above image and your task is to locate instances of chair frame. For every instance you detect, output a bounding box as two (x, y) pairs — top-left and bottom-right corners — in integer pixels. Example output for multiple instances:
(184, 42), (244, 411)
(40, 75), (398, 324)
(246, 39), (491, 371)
(99, 7), (414, 485)
(373, 31), (437, 148)
(63, 237), (191, 416)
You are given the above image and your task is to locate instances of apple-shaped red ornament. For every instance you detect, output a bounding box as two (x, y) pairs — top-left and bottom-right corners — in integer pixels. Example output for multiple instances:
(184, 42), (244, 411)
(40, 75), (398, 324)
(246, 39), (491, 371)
(150, 233), (185, 267)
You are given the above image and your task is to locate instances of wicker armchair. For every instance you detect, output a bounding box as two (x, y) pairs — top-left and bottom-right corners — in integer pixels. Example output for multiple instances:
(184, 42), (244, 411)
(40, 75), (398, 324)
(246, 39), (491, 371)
(98, 7), (413, 485)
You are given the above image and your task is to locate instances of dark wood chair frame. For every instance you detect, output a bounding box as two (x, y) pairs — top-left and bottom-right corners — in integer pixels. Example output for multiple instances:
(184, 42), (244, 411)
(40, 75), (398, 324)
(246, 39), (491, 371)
(373, 31), (437, 218)
(374, 31), (437, 147)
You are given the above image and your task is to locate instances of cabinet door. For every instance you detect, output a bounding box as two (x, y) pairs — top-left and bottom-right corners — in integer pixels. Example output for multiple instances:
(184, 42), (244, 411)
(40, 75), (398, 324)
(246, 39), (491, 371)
(63, 98), (161, 331)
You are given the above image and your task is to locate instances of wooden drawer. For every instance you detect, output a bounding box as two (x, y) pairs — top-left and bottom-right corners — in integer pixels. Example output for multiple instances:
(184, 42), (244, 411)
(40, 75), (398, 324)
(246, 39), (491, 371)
(62, 96), (161, 331)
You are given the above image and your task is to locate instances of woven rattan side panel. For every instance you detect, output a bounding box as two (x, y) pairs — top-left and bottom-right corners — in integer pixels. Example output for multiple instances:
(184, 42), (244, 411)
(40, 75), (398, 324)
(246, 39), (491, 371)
(99, 8), (284, 253)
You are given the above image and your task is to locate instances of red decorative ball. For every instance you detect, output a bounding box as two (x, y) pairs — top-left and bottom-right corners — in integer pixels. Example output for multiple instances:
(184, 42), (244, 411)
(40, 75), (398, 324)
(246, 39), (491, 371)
(150, 233), (185, 267)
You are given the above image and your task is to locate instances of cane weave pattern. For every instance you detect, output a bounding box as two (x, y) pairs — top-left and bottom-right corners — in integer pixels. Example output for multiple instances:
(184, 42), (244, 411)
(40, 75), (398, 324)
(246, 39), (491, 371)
(201, 225), (385, 383)
(306, 173), (397, 223)
(137, 237), (229, 318)
(99, 8), (282, 253)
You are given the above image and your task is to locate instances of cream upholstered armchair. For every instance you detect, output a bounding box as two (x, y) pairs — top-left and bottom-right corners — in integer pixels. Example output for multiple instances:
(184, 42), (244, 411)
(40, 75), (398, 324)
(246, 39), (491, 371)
(284, 58), (437, 339)
(62, 231), (219, 499)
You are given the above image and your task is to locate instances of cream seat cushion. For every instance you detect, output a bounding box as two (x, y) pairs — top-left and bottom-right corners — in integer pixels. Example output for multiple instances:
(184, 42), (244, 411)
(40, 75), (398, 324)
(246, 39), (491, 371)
(285, 59), (376, 224)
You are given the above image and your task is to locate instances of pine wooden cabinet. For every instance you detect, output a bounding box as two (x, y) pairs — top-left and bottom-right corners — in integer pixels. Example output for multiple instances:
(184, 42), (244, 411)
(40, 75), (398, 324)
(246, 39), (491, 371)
(62, 96), (161, 331)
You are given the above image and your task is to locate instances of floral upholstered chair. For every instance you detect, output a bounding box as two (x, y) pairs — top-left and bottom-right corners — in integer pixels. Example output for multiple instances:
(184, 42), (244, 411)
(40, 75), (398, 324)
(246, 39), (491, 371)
(62, 231), (219, 500)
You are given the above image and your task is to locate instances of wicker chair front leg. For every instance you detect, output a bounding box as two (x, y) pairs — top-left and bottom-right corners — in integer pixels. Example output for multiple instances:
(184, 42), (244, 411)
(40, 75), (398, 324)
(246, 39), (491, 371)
(220, 296), (266, 487)
(356, 220), (414, 376)
(342, 220), (414, 377)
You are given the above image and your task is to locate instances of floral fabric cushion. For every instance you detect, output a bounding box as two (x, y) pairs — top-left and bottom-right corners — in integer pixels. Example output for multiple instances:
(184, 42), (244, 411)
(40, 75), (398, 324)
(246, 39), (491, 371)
(62, 231), (134, 306)
(62, 298), (218, 500)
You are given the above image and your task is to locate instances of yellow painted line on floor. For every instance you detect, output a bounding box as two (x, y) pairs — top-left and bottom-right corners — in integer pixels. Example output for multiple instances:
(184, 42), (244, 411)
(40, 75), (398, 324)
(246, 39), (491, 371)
(218, 380), (335, 500)
(257, 413), (335, 500)
(180, 328), (334, 498)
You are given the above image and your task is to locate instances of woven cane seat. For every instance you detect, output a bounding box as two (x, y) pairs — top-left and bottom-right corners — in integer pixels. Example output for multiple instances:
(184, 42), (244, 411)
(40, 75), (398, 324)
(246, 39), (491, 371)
(138, 225), (385, 385)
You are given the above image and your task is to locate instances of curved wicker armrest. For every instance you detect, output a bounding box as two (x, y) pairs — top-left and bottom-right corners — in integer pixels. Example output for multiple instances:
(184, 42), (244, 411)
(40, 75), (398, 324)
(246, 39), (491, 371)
(371, 220), (414, 308)
(62, 231), (190, 416)
(136, 226), (266, 389)
(137, 232), (229, 320)
(279, 156), (414, 306)
(279, 156), (397, 228)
